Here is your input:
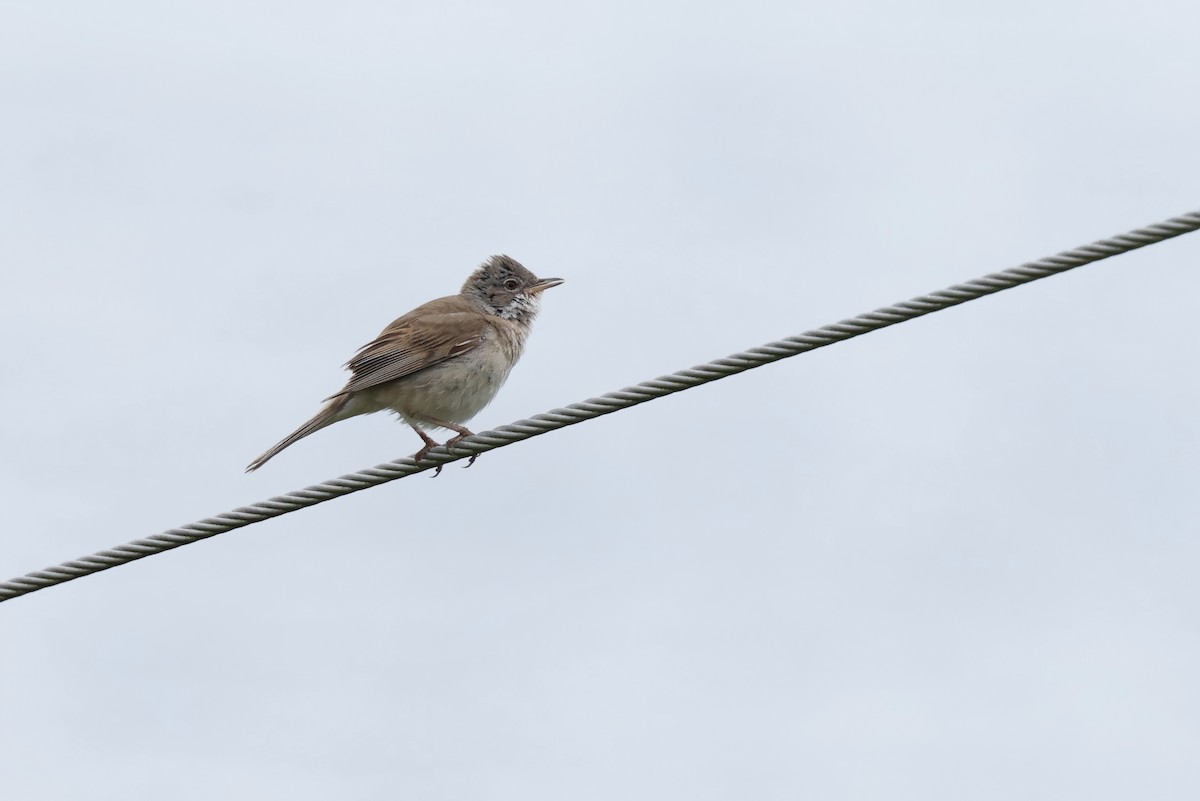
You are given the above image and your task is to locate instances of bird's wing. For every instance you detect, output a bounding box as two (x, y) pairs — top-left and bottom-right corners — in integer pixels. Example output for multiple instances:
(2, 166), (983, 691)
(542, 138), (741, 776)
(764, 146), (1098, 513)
(335, 299), (490, 396)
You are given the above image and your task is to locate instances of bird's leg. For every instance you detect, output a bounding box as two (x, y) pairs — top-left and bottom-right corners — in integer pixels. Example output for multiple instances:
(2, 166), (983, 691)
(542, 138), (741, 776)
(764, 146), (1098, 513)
(418, 416), (479, 469)
(410, 426), (445, 477)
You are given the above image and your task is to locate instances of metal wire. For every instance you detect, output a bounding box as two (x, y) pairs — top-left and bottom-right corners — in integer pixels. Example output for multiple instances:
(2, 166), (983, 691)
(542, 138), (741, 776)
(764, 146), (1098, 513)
(3, 210), (1199, 603)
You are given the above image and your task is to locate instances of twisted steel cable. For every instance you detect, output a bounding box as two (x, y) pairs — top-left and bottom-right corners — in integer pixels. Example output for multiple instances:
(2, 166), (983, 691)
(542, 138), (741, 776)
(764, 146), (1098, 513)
(3, 210), (1199, 603)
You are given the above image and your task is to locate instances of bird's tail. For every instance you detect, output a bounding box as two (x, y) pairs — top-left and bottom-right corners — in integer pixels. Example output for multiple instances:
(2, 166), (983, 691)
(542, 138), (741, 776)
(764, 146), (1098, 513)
(245, 395), (350, 472)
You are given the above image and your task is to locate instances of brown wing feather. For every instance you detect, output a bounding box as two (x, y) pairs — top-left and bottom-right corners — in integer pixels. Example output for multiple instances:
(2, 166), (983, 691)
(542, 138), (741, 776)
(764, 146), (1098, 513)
(335, 296), (490, 396)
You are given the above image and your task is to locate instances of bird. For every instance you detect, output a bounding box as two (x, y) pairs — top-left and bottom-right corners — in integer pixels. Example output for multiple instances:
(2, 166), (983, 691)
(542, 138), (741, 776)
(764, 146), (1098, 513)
(246, 255), (563, 473)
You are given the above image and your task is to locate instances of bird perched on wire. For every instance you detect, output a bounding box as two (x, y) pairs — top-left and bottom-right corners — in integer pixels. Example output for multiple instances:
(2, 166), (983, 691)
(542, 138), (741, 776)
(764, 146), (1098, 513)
(246, 255), (563, 474)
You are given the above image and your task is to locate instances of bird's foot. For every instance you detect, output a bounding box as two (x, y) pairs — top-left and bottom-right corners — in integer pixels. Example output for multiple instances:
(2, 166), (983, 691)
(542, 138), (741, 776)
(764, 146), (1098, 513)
(412, 442), (445, 478)
(446, 432), (479, 469)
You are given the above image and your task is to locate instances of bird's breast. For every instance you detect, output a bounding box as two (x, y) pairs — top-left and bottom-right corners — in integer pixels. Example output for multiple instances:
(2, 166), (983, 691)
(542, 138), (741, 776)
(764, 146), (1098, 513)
(372, 321), (529, 427)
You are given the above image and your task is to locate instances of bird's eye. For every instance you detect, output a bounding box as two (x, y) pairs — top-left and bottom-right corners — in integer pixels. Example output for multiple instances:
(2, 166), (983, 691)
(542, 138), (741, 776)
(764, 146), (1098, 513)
(503, 278), (520, 291)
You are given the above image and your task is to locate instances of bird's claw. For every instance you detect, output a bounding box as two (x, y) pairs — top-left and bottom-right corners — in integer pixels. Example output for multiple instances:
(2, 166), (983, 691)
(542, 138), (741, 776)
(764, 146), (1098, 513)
(413, 435), (475, 477)
(446, 434), (479, 469)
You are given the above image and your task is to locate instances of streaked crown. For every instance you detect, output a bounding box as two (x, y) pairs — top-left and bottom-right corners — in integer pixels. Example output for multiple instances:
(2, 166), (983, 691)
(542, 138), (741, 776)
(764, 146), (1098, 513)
(461, 255), (563, 325)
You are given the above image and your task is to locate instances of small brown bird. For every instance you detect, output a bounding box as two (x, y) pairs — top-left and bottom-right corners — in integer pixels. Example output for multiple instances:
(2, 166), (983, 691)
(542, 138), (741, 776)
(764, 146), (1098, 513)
(246, 255), (563, 472)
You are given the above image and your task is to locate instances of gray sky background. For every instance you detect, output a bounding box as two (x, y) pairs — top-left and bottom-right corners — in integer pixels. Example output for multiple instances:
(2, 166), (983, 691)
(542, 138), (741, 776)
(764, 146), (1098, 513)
(2, 2), (1199, 798)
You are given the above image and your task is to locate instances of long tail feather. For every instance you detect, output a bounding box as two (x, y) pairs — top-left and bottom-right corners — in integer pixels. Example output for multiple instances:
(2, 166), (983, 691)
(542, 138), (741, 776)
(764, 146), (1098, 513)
(245, 395), (349, 472)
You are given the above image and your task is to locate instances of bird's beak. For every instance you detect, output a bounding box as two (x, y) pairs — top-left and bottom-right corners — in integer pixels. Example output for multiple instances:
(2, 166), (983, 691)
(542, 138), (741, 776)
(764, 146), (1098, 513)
(529, 277), (565, 294)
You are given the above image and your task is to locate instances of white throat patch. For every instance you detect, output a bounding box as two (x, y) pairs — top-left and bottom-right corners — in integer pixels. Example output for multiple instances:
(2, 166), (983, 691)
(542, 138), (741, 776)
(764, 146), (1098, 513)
(498, 293), (541, 322)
